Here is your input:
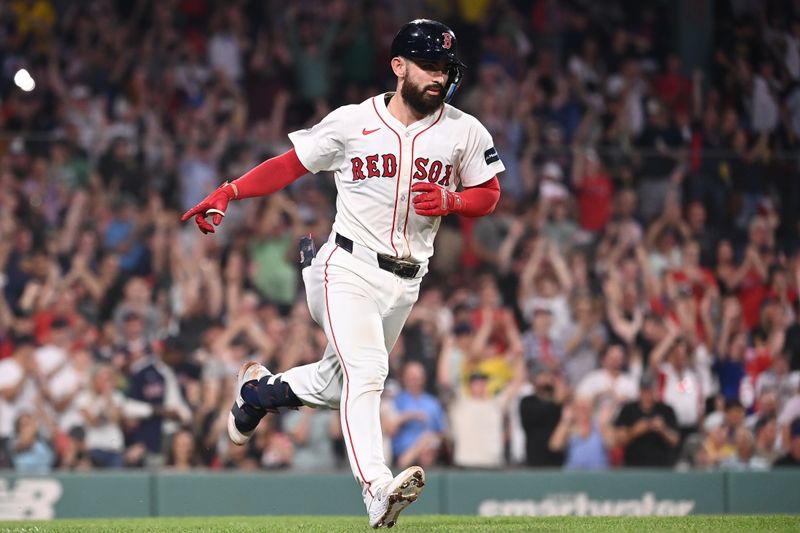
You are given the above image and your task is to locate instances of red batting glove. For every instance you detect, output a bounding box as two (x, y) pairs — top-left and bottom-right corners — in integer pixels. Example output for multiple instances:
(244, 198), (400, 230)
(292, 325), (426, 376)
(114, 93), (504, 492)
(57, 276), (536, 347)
(411, 182), (462, 217)
(180, 182), (238, 234)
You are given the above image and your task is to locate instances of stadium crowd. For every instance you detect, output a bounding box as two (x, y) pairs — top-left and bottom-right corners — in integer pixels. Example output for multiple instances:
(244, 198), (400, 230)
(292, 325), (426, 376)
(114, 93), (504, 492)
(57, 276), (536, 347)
(1, 0), (800, 474)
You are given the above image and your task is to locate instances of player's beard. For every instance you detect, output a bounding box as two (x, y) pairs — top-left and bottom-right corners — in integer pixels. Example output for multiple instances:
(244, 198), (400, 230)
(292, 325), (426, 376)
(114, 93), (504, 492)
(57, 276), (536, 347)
(401, 77), (445, 116)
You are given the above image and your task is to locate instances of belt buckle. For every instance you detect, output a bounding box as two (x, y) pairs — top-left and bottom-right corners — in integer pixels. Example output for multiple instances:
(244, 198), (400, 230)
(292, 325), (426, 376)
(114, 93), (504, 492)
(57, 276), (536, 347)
(404, 264), (420, 278)
(392, 260), (419, 279)
(391, 263), (406, 278)
(378, 254), (419, 279)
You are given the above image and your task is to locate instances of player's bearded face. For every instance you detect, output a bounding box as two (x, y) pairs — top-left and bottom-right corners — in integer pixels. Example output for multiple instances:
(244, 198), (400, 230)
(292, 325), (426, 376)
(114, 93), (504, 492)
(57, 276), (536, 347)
(401, 63), (446, 115)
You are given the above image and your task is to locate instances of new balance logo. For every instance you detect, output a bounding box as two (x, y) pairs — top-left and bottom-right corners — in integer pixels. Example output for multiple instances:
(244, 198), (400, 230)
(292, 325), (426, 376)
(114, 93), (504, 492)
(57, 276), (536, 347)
(362, 127), (380, 136)
(0, 479), (63, 519)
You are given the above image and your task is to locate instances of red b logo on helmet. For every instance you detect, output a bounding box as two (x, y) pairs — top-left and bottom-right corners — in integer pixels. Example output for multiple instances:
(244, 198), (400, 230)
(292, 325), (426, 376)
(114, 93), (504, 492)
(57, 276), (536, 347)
(442, 32), (452, 50)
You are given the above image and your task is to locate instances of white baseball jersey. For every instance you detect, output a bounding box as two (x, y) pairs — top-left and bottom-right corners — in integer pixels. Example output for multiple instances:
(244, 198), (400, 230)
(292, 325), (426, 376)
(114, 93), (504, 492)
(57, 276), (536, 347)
(288, 92), (505, 263)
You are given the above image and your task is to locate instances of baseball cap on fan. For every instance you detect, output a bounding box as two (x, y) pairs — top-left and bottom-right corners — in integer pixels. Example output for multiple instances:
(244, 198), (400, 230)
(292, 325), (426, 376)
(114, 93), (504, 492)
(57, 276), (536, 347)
(639, 370), (658, 390)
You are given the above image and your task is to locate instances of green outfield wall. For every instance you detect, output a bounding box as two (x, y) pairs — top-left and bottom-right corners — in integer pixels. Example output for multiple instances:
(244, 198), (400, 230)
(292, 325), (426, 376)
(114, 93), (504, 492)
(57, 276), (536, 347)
(0, 470), (798, 519)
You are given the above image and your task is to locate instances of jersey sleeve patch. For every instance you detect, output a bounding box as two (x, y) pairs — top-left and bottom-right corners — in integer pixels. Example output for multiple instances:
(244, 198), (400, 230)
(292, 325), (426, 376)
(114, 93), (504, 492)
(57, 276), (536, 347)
(484, 147), (500, 165)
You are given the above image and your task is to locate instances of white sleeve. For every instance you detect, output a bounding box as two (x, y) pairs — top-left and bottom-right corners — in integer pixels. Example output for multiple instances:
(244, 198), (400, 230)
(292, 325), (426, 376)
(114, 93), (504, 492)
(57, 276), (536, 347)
(122, 397), (155, 419)
(0, 360), (22, 389)
(622, 376), (639, 400)
(575, 374), (596, 398)
(73, 391), (91, 411)
(288, 106), (351, 174)
(457, 118), (505, 188)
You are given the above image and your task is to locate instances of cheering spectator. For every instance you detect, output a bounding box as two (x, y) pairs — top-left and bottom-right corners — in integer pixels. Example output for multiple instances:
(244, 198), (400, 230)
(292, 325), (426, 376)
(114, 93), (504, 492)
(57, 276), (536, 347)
(615, 371), (680, 467)
(778, 387), (800, 447)
(650, 330), (705, 440)
(755, 353), (800, 407)
(602, 265), (647, 351)
(75, 364), (127, 468)
(436, 323), (477, 400)
(521, 306), (565, 373)
(519, 365), (566, 467)
(389, 362), (446, 469)
(720, 428), (767, 471)
(774, 419), (800, 467)
(112, 277), (163, 346)
(125, 346), (192, 467)
(518, 238), (572, 337)
(747, 389), (780, 430)
(736, 217), (773, 330)
(165, 428), (200, 471)
(46, 348), (92, 433)
(752, 416), (781, 466)
(446, 349), (525, 468)
(10, 412), (54, 474)
(571, 149), (613, 235)
(576, 344), (638, 406)
(634, 100), (685, 222)
(55, 426), (92, 471)
(714, 298), (748, 402)
(461, 306), (521, 396)
(700, 417), (735, 468)
(684, 201), (718, 268)
(549, 395), (616, 471)
(470, 278), (523, 366)
(562, 294), (607, 386)
(0, 337), (38, 467)
(248, 194), (304, 308)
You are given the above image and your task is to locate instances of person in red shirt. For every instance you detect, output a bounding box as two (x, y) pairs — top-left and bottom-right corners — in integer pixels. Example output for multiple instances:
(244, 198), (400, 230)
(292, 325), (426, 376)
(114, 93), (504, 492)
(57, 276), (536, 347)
(572, 148), (613, 234)
(653, 54), (692, 116)
(737, 218), (773, 330)
(667, 240), (719, 303)
(765, 265), (798, 317)
(666, 240), (719, 342)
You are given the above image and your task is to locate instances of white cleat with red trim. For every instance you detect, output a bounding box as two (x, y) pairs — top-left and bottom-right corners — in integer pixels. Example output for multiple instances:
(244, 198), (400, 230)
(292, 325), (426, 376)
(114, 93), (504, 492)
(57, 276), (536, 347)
(368, 466), (425, 529)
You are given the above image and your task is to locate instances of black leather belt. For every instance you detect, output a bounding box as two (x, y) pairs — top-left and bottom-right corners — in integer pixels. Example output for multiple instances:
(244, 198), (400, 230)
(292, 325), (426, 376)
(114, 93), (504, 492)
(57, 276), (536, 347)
(335, 233), (421, 279)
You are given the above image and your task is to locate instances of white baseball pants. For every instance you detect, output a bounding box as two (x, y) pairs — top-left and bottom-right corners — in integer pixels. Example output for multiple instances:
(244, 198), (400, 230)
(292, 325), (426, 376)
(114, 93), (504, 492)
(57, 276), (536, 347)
(281, 235), (423, 508)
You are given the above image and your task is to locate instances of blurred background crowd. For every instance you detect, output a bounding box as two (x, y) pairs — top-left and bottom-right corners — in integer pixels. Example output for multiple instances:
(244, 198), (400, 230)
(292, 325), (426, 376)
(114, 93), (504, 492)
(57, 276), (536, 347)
(0, 0), (799, 475)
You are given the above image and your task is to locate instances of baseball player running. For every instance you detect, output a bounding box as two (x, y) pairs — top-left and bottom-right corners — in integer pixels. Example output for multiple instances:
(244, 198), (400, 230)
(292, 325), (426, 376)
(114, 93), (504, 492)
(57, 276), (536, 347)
(182, 19), (504, 528)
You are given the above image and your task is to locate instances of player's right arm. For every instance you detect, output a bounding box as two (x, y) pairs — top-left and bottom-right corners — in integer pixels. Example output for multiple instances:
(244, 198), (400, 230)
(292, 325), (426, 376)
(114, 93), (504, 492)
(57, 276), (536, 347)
(181, 149), (308, 234)
(182, 106), (350, 234)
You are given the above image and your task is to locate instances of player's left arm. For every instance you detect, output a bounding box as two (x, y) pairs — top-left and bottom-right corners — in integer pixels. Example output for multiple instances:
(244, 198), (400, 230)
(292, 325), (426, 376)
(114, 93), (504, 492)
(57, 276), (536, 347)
(413, 116), (504, 218)
(411, 176), (500, 218)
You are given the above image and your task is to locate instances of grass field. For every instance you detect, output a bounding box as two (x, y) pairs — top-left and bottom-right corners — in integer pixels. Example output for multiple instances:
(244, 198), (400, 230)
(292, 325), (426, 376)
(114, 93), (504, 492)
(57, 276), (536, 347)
(0, 515), (798, 532)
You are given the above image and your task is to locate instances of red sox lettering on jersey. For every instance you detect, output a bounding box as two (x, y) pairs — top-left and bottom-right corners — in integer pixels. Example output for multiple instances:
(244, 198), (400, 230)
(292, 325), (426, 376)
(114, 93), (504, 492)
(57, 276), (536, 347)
(289, 93), (505, 263)
(350, 154), (453, 188)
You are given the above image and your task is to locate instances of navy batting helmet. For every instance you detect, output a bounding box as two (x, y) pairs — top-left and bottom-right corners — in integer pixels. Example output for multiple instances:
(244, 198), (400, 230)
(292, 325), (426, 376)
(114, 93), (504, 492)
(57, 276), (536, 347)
(390, 19), (466, 103)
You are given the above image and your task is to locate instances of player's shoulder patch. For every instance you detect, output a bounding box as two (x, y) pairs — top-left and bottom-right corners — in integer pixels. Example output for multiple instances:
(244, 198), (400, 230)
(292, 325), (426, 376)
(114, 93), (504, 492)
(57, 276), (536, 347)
(484, 146), (500, 165)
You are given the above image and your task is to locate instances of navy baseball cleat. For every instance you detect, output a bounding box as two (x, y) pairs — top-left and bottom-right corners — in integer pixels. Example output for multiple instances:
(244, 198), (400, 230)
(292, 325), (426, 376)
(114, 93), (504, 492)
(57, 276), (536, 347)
(228, 361), (271, 445)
